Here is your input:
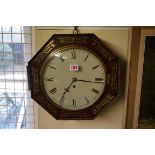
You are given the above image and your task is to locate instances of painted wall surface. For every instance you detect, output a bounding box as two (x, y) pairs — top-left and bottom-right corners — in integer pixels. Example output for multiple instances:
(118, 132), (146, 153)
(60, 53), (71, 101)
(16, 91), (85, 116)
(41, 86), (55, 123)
(35, 27), (129, 128)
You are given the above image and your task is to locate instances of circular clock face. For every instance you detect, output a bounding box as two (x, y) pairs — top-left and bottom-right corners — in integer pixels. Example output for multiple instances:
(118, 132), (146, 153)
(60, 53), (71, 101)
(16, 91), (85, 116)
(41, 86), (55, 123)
(42, 47), (106, 110)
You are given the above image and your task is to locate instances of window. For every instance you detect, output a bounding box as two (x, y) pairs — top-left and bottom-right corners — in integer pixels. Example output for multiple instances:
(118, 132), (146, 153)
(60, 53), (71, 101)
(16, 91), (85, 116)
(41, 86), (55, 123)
(0, 26), (36, 129)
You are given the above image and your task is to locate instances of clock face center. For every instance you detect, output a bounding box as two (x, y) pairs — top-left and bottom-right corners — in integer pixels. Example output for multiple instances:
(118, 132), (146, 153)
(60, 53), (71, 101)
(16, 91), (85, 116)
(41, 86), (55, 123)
(72, 77), (77, 82)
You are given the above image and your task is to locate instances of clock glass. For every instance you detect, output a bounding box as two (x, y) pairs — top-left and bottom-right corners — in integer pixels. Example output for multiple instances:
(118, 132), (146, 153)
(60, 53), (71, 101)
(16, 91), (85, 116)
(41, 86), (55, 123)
(42, 47), (106, 110)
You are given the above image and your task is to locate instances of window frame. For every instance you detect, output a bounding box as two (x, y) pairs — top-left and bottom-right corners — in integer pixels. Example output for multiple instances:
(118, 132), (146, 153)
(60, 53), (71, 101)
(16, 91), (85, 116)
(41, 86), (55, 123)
(0, 26), (38, 129)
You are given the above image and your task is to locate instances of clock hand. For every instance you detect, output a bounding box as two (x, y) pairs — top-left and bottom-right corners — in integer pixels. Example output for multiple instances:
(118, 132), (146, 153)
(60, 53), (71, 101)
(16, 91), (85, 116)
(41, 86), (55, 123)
(59, 78), (77, 104)
(63, 78), (77, 95)
(76, 79), (103, 84)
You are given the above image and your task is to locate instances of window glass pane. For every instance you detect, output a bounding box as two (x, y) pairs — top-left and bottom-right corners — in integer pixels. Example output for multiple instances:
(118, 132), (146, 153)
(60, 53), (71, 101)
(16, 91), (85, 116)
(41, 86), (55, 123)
(25, 92), (31, 99)
(23, 44), (31, 52)
(22, 27), (31, 34)
(5, 72), (14, 80)
(24, 82), (28, 90)
(25, 114), (34, 122)
(26, 107), (33, 114)
(0, 65), (4, 72)
(0, 82), (5, 89)
(0, 123), (8, 128)
(0, 34), (2, 43)
(2, 27), (11, 33)
(25, 123), (34, 129)
(14, 64), (24, 72)
(17, 107), (25, 115)
(4, 63), (13, 71)
(14, 53), (24, 65)
(0, 27), (2, 33)
(12, 34), (21, 43)
(23, 65), (27, 71)
(0, 90), (6, 101)
(8, 123), (16, 129)
(0, 106), (7, 114)
(22, 34), (31, 43)
(6, 81), (14, 89)
(3, 91), (15, 98)
(12, 27), (21, 33)
(14, 72), (24, 80)
(0, 52), (4, 61)
(23, 73), (27, 80)
(0, 44), (3, 51)
(15, 43), (23, 52)
(3, 34), (11, 43)
(4, 52), (13, 63)
(8, 115), (18, 122)
(0, 72), (5, 79)
(25, 53), (31, 62)
(15, 82), (24, 90)
(10, 106), (20, 115)
(3, 43), (12, 52)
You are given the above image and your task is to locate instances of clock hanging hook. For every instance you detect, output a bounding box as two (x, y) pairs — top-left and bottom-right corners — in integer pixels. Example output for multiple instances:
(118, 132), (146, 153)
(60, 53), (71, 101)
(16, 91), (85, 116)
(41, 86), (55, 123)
(73, 26), (79, 34)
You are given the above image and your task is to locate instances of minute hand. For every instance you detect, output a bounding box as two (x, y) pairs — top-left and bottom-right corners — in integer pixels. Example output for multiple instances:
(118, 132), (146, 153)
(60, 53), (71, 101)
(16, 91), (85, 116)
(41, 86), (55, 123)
(76, 79), (103, 83)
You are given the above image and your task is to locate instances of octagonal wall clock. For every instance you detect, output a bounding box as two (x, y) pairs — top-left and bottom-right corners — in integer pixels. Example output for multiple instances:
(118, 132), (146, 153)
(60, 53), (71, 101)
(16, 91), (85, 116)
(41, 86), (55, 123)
(27, 33), (120, 120)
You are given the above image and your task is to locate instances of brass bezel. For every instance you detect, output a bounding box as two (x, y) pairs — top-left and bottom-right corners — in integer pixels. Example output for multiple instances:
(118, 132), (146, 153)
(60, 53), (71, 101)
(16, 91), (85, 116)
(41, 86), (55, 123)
(40, 45), (107, 111)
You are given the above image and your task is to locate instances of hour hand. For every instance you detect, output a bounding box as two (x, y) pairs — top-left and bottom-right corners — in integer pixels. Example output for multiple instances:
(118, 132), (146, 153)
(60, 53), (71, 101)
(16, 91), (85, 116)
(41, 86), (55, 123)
(64, 88), (70, 92)
(59, 78), (76, 104)
(60, 95), (65, 105)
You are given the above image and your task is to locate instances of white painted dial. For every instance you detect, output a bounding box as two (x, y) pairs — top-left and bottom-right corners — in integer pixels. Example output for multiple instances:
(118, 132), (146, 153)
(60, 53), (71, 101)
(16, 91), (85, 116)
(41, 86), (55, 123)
(42, 47), (106, 110)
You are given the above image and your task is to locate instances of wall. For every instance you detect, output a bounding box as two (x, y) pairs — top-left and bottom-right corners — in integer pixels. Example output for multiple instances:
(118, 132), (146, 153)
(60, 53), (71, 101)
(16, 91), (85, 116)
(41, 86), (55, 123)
(35, 27), (129, 128)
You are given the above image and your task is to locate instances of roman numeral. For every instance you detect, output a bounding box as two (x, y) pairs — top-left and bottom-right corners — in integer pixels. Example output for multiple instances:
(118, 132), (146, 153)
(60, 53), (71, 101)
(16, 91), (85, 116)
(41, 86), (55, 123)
(92, 65), (99, 70)
(84, 53), (89, 61)
(92, 88), (99, 94)
(84, 97), (89, 104)
(73, 99), (76, 107)
(59, 55), (64, 62)
(49, 66), (56, 69)
(50, 88), (57, 94)
(95, 78), (103, 81)
(71, 50), (76, 59)
(46, 78), (54, 81)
